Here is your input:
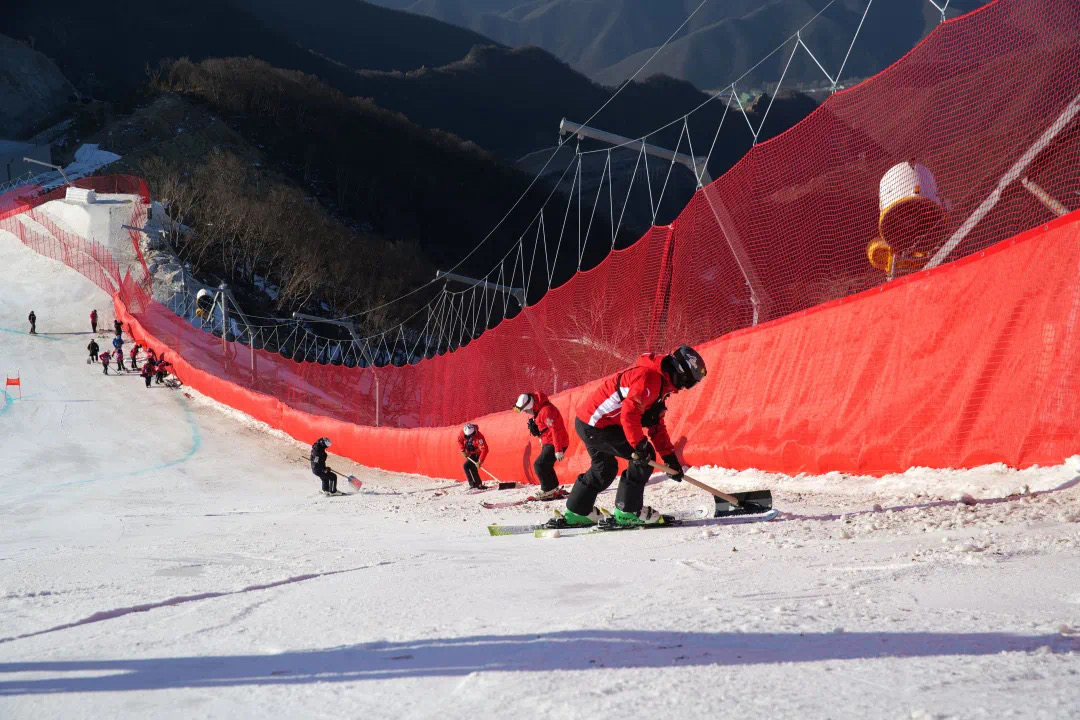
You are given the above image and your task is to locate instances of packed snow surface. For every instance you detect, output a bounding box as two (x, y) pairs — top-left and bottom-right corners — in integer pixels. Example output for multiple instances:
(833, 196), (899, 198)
(31, 144), (121, 190)
(1, 228), (1079, 718)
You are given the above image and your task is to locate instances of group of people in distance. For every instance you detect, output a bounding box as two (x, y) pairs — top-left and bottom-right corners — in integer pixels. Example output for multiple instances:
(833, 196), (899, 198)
(84, 309), (171, 387)
(40, 304), (707, 524)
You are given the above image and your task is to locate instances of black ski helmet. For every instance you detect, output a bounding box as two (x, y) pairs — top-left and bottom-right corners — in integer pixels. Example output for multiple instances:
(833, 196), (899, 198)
(317, 437), (331, 448)
(666, 345), (706, 390)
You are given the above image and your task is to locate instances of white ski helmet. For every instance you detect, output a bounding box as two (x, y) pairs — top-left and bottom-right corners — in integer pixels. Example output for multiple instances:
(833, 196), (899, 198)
(463, 423), (477, 436)
(513, 393), (534, 412)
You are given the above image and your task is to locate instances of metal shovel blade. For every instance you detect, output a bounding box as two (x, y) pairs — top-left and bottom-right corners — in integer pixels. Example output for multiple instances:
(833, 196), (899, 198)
(714, 489), (773, 517)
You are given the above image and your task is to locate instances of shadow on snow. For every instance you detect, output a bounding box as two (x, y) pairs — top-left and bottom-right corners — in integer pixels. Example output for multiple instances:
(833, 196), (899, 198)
(1, 629), (1075, 695)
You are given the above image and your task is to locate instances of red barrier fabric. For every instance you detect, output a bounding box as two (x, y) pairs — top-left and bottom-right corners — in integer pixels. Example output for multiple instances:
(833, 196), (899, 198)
(5, 0), (1080, 483)
(675, 213), (1080, 474)
(109, 212), (1080, 481)
(98, 0), (1080, 437)
(9, 185), (1080, 481)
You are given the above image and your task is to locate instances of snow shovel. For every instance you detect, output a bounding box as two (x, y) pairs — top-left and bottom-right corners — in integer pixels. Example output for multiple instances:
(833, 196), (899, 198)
(470, 458), (518, 490)
(325, 467), (363, 491)
(327, 466), (367, 492)
(648, 460), (772, 517)
(297, 455), (363, 491)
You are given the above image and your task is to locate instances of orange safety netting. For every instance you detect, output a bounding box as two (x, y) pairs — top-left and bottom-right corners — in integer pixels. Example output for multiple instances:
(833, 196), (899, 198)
(5, 0), (1080, 481)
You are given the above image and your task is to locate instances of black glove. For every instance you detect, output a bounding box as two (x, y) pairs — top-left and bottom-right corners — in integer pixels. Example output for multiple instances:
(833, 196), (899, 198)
(527, 418), (541, 437)
(630, 439), (655, 468)
(661, 453), (684, 481)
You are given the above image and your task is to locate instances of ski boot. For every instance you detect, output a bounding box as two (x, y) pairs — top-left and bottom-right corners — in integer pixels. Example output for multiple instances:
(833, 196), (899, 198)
(612, 506), (668, 526)
(553, 506), (603, 528)
(533, 486), (567, 502)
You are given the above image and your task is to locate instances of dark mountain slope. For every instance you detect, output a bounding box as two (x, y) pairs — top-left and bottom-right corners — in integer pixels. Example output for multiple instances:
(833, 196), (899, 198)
(227, 0), (501, 73)
(0, 0), (500, 108)
(370, 0), (991, 88)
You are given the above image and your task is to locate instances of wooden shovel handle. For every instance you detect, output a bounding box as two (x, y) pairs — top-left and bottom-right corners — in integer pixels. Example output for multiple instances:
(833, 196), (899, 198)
(648, 460), (741, 506)
(470, 457), (501, 483)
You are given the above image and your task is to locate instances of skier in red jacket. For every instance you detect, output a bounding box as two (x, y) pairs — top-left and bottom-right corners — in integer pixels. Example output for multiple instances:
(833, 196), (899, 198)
(90, 309), (98, 333)
(100, 350), (111, 375)
(154, 358), (171, 385)
(514, 391), (569, 500)
(140, 359), (155, 388)
(457, 423), (489, 489)
(562, 345), (706, 527)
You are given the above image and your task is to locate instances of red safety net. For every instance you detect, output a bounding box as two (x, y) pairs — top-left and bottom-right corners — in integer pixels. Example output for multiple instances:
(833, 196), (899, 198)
(0, 176), (150, 221)
(6, 0), (1080, 481)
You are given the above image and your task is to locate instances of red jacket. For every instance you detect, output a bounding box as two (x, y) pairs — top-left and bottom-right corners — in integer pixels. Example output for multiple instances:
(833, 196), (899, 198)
(457, 428), (489, 463)
(525, 392), (569, 451)
(576, 353), (676, 454)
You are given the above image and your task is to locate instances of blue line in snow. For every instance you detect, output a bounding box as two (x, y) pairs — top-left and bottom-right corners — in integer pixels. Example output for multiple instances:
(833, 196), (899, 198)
(0, 392), (39, 417)
(48, 394), (203, 489)
(0, 395), (201, 494)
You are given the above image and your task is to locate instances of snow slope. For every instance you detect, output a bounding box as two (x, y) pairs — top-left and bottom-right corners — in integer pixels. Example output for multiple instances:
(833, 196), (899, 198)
(1, 227), (1079, 719)
(24, 145), (122, 192)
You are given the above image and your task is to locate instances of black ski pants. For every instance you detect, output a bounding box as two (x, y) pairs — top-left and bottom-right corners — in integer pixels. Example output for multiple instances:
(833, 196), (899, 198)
(315, 468), (337, 493)
(144, 374), (152, 388)
(534, 443), (560, 492)
(566, 418), (651, 515)
(463, 453), (483, 487)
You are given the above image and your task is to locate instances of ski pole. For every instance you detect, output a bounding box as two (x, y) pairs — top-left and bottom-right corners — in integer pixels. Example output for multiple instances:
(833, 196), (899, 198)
(648, 460), (741, 506)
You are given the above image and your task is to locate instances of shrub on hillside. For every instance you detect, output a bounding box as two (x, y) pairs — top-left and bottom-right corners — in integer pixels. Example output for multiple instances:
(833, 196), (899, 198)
(153, 57), (545, 276)
(139, 149), (430, 333)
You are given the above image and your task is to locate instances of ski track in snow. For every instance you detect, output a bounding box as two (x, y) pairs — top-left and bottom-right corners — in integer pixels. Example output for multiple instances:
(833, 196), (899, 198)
(0, 561), (395, 646)
(1, 217), (1079, 718)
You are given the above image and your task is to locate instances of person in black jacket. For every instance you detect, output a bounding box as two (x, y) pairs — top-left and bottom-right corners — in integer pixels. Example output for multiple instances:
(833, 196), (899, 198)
(310, 437), (337, 494)
(87, 339), (99, 362)
(28, 311), (36, 335)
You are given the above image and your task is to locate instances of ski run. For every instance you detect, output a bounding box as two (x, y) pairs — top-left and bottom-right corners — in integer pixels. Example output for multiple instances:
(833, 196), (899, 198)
(1, 203), (1079, 718)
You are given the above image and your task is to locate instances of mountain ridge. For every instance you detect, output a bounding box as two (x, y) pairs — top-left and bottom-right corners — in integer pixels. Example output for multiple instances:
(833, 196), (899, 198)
(368, 0), (991, 89)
